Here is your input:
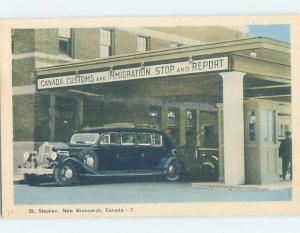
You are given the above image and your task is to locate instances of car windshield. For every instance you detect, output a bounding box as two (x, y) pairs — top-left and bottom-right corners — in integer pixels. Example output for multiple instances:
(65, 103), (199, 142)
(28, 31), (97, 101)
(70, 133), (99, 145)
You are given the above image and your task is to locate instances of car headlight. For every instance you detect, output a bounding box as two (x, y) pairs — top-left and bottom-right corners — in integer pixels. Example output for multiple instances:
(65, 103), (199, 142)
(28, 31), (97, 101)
(23, 152), (30, 162)
(50, 151), (58, 160)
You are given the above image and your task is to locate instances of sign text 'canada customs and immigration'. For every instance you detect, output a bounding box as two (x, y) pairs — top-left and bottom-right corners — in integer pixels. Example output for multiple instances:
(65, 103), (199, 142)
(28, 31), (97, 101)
(37, 56), (229, 89)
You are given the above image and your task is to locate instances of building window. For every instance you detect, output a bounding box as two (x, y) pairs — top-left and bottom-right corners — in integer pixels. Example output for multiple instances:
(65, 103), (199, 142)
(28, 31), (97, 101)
(137, 36), (149, 52)
(58, 28), (72, 57)
(100, 29), (113, 58)
(186, 110), (196, 127)
(168, 109), (178, 127)
(263, 110), (276, 143)
(247, 111), (256, 142)
(279, 123), (290, 137)
(149, 107), (160, 128)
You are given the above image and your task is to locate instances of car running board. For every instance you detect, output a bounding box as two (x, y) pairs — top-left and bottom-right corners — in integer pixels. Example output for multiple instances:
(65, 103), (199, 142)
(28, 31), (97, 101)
(80, 170), (166, 177)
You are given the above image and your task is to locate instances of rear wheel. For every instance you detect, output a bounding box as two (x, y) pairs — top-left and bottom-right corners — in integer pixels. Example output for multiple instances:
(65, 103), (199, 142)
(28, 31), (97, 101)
(78, 149), (99, 171)
(54, 162), (78, 186)
(166, 160), (182, 181)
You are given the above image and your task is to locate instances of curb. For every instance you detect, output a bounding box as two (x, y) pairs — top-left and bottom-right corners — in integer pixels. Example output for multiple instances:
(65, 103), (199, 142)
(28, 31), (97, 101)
(191, 182), (292, 191)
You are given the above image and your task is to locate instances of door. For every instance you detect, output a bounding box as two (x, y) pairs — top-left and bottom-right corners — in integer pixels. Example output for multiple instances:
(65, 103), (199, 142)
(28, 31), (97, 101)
(119, 132), (139, 171)
(94, 132), (121, 171)
(135, 132), (153, 170)
(137, 133), (166, 170)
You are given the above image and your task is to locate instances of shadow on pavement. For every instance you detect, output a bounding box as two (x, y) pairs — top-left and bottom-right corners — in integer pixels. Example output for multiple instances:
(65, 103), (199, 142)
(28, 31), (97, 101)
(19, 175), (197, 187)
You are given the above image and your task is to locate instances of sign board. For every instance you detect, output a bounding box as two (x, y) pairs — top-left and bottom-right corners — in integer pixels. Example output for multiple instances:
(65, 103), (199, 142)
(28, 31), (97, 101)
(37, 56), (229, 89)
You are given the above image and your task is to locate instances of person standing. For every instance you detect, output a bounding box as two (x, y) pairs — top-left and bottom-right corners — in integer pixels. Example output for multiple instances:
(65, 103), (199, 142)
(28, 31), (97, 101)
(279, 131), (292, 180)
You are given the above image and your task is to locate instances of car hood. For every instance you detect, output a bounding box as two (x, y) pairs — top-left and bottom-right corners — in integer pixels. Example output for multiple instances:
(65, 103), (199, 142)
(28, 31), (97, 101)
(49, 142), (69, 150)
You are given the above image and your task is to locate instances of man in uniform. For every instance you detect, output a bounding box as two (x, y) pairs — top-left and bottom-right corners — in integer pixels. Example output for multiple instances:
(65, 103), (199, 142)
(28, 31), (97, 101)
(279, 131), (292, 180)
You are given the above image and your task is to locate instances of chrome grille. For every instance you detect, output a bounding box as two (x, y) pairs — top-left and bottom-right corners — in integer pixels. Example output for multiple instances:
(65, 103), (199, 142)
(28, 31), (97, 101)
(38, 142), (53, 164)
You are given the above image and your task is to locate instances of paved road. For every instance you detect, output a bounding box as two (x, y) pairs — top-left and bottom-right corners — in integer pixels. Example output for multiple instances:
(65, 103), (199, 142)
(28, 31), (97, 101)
(14, 178), (292, 205)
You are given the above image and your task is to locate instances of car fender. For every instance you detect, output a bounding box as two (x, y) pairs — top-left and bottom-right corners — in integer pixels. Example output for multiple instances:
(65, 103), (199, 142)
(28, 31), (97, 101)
(56, 156), (96, 174)
(201, 161), (215, 169)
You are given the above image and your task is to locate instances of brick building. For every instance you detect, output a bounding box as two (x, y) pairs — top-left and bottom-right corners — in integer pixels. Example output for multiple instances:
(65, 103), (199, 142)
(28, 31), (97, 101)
(12, 26), (291, 185)
(12, 26), (249, 142)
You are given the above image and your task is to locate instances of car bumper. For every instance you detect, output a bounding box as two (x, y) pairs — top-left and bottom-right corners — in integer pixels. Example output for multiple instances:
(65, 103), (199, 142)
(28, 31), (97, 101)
(18, 168), (54, 175)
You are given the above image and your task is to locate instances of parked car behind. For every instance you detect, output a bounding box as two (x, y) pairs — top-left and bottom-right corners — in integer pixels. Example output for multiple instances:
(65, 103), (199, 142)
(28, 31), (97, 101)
(18, 127), (183, 186)
(179, 146), (219, 181)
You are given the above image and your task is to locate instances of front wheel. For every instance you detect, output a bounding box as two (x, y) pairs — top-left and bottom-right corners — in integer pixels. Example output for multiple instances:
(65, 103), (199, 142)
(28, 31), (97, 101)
(54, 162), (78, 186)
(166, 160), (182, 181)
(200, 161), (219, 181)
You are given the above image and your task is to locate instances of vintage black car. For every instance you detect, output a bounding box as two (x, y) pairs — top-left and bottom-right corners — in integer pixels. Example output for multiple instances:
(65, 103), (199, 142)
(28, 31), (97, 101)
(18, 127), (183, 186)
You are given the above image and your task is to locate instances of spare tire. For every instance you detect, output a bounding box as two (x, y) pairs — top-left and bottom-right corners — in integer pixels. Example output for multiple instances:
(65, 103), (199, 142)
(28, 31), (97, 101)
(78, 149), (99, 172)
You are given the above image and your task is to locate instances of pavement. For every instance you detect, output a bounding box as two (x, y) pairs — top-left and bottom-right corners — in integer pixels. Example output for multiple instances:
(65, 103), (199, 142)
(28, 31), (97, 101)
(191, 180), (292, 191)
(14, 177), (292, 205)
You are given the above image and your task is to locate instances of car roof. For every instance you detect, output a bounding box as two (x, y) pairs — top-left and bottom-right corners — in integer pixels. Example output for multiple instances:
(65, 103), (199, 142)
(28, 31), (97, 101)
(77, 127), (165, 135)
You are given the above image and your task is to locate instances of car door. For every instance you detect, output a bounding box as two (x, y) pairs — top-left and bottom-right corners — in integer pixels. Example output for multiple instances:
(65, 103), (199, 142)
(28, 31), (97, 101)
(93, 132), (121, 171)
(148, 133), (167, 169)
(119, 132), (139, 171)
(136, 132), (153, 170)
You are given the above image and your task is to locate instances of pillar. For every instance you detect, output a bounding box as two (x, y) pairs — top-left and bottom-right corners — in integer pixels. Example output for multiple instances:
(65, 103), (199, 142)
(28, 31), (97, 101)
(179, 106), (186, 146)
(216, 104), (224, 183)
(219, 71), (246, 185)
(160, 105), (168, 131)
(75, 96), (84, 129)
(195, 109), (201, 146)
(49, 94), (56, 141)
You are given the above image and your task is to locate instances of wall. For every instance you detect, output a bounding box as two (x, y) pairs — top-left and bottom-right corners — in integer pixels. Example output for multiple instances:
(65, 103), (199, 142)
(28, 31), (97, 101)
(73, 28), (100, 60)
(150, 26), (249, 43)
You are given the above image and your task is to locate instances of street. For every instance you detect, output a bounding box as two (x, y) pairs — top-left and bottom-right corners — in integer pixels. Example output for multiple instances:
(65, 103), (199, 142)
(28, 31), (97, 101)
(14, 178), (292, 205)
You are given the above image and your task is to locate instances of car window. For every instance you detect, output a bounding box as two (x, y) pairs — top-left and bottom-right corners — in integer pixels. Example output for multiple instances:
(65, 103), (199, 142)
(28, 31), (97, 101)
(70, 133), (99, 145)
(137, 133), (152, 145)
(121, 132), (136, 145)
(99, 134), (110, 144)
(152, 134), (163, 146)
(99, 132), (120, 145)
(110, 132), (120, 144)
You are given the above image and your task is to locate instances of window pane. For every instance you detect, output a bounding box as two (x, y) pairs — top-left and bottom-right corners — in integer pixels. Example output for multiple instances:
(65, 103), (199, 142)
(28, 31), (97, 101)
(152, 134), (162, 146)
(247, 111), (256, 141)
(110, 133), (120, 144)
(168, 110), (177, 127)
(137, 133), (152, 145)
(186, 110), (195, 127)
(121, 132), (136, 144)
(100, 45), (110, 58)
(58, 28), (71, 38)
(70, 133), (99, 145)
(59, 39), (71, 55)
(263, 110), (276, 143)
(100, 134), (110, 144)
(137, 36), (147, 52)
(149, 107), (160, 127)
(284, 124), (289, 133)
(100, 29), (112, 58)
(100, 29), (111, 46)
